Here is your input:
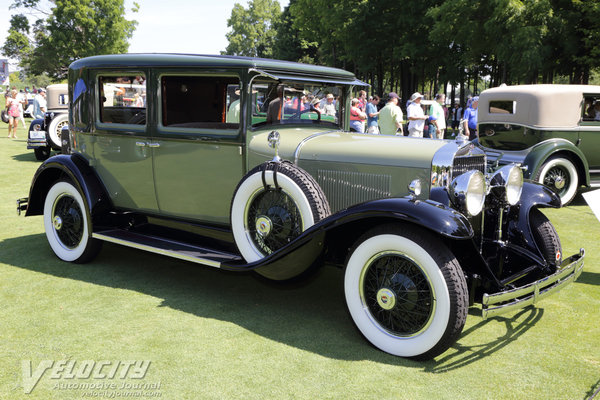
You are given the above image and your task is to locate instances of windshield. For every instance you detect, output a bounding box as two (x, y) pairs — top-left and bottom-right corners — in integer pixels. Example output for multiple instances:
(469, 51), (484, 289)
(251, 79), (344, 129)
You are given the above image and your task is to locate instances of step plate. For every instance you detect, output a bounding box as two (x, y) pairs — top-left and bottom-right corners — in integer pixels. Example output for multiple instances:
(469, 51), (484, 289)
(92, 229), (243, 268)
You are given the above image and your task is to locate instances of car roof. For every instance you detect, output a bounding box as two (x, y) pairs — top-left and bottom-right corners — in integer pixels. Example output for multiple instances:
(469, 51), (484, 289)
(478, 84), (600, 128)
(69, 53), (358, 82)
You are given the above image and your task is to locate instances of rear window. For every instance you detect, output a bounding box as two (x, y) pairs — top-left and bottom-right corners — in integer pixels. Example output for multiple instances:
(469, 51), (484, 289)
(489, 101), (515, 114)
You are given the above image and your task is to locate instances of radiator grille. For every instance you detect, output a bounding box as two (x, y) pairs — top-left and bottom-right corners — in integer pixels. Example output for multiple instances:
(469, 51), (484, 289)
(452, 154), (486, 180)
(317, 170), (392, 212)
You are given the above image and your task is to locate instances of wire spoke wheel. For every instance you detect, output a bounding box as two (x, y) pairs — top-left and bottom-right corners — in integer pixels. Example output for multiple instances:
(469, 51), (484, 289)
(52, 194), (84, 249)
(247, 188), (303, 255)
(543, 164), (570, 197)
(535, 156), (579, 205)
(361, 253), (435, 336)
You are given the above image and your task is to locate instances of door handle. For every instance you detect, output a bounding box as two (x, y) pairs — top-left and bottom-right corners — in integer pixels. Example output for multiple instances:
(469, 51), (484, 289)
(135, 141), (146, 147)
(147, 142), (161, 148)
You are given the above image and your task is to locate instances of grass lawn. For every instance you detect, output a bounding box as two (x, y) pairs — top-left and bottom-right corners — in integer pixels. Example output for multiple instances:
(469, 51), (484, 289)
(0, 120), (599, 400)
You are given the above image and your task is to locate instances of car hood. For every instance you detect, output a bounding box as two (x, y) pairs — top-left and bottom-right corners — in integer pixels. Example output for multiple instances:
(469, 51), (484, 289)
(293, 131), (448, 169)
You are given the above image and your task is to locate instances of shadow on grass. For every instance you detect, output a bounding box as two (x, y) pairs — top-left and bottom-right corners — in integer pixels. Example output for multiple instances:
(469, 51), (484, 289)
(0, 233), (540, 368)
(12, 151), (39, 163)
(424, 307), (544, 373)
(577, 271), (600, 286)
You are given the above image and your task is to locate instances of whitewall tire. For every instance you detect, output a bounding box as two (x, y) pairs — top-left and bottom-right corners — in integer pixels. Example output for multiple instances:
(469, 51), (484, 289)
(344, 225), (468, 359)
(535, 156), (579, 206)
(48, 113), (69, 149)
(231, 162), (330, 263)
(43, 180), (101, 263)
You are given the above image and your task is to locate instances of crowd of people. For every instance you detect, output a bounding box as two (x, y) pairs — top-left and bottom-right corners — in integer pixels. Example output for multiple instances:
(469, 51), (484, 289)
(4, 85), (47, 139)
(348, 90), (480, 140)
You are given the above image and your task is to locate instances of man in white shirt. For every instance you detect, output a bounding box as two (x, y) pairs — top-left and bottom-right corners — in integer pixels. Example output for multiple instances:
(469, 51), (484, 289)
(430, 93), (446, 139)
(407, 92), (428, 137)
(33, 88), (47, 119)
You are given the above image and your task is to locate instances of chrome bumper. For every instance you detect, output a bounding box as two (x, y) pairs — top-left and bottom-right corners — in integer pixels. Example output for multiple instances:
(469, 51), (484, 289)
(482, 248), (585, 320)
(27, 138), (48, 149)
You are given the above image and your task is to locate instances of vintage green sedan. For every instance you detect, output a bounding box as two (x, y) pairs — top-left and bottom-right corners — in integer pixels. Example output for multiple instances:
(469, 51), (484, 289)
(478, 84), (600, 205)
(17, 54), (584, 359)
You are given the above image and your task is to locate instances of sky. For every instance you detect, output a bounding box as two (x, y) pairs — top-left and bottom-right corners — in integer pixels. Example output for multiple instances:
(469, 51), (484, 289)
(0, 0), (289, 70)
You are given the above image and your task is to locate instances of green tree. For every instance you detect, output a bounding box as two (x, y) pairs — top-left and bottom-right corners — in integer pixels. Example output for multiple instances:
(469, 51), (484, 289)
(2, 0), (138, 81)
(224, 0), (282, 58)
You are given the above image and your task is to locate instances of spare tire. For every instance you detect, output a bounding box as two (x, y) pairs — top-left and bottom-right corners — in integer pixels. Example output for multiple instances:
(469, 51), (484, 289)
(231, 161), (330, 263)
(48, 113), (69, 149)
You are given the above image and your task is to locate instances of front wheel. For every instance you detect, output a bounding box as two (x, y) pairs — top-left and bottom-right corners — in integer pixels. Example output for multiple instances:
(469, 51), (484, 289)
(48, 114), (69, 149)
(43, 180), (102, 263)
(344, 224), (468, 359)
(530, 208), (562, 272)
(534, 156), (579, 206)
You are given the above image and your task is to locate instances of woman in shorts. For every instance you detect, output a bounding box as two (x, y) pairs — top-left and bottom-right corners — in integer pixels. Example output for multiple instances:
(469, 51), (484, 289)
(6, 90), (21, 138)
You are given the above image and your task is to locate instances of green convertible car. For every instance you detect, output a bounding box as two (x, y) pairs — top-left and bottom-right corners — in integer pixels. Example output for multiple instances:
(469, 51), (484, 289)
(478, 84), (600, 205)
(17, 54), (584, 359)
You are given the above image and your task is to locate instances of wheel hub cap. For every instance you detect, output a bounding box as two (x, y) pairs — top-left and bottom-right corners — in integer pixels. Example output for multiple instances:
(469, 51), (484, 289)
(53, 215), (63, 230)
(376, 288), (396, 310)
(553, 176), (565, 190)
(255, 216), (272, 237)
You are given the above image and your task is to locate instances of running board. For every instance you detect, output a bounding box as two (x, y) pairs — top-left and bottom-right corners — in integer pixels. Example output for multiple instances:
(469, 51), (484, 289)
(92, 229), (243, 268)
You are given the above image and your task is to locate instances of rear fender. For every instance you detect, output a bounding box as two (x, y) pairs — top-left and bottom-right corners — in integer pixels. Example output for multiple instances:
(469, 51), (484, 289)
(25, 154), (112, 225)
(523, 139), (589, 186)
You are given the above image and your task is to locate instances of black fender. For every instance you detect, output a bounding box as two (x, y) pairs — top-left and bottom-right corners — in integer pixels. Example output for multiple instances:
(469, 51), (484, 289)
(505, 180), (561, 263)
(25, 154), (112, 226)
(222, 197), (474, 279)
(28, 118), (45, 132)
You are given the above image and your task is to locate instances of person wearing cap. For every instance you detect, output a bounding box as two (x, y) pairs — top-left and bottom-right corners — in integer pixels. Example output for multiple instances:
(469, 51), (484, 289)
(377, 92), (403, 135)
(462, 96), (479, 140)
(407, 92), (428, 137)
(320, 93), (337, 117)
(32, 88), (47, 119)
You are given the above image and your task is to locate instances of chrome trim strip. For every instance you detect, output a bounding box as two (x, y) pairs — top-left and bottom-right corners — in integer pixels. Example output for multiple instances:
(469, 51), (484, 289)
(481, 248), (584, 320)
(478, 122), (581, 132)
(293, 130), (338, 165)
(92, 232), (222, 268)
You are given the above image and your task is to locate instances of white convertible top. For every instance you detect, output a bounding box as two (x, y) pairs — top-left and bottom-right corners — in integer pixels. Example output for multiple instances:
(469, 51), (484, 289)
(478, 84), (600, 128)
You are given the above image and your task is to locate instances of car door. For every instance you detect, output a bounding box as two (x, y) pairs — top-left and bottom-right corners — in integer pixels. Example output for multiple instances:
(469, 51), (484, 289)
(151, 71), (245, 224)
(92, 71), (158, 212)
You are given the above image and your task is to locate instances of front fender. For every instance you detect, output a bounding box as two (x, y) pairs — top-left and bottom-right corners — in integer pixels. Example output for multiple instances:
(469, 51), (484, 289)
(25, 154), (112, 223)
(222, 197), (474, 279)
(523, 139), (589, 186)
(506, 181), (561, 260)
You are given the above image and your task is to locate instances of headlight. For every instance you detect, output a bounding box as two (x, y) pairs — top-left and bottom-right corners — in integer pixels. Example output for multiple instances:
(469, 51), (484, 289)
(449, 170), (486, 216)
(33, 124), (41, 131)
(408, 179), (422, 196)
(490, 165), (523, 205)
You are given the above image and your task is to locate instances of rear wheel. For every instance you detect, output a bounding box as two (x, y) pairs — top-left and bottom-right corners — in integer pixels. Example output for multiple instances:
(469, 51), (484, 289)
(34, 146), (51, 161)
(344, 224), (468, 359)
(43, 180), (102, 263)
(534, 156), (579, 206)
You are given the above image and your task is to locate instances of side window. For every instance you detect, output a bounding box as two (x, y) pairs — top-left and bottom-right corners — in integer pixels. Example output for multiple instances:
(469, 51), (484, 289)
(161, 75), (240, 129)
(99, 75), (146, 125)
(250, 80), (344, 128)
(582, 95), (600, 122)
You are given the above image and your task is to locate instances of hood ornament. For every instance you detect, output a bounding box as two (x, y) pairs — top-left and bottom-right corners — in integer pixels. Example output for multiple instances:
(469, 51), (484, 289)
(268, 130), (281, 162)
